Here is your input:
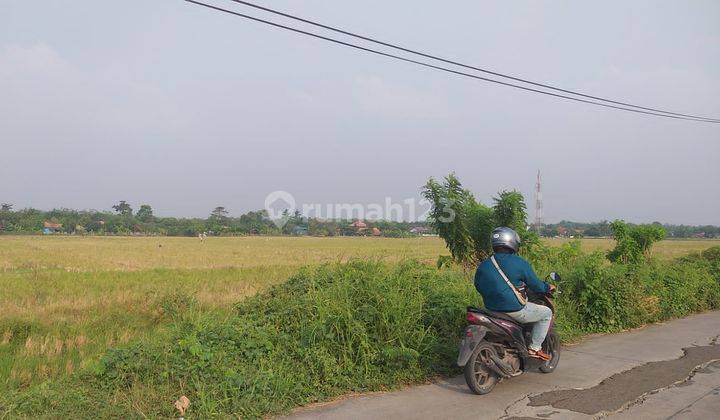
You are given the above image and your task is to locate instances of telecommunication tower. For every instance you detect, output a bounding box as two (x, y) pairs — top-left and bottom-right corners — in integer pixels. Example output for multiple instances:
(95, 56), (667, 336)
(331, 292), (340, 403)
(534, 170), (543, 233)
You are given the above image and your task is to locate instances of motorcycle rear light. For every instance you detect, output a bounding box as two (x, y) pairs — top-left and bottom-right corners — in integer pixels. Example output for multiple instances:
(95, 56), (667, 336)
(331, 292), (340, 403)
(466, 312), (489, 324)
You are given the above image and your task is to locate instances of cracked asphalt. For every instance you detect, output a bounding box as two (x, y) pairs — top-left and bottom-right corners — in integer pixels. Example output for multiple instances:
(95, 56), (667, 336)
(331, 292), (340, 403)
(285, 311), (720, 420)
(527, 343), (720, 415)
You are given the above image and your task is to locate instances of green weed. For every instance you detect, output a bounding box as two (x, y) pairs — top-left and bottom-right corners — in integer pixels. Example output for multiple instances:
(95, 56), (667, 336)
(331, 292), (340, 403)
(2, 244), (720, 418)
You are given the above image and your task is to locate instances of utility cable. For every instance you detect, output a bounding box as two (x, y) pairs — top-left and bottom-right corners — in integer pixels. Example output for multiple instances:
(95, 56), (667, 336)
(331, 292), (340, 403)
(184, 0), (720, 123)
(225, 0), (720, 123)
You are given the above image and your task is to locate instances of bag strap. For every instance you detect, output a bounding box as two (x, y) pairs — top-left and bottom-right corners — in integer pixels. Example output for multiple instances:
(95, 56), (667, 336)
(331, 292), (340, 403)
(490, 255), (527, 306)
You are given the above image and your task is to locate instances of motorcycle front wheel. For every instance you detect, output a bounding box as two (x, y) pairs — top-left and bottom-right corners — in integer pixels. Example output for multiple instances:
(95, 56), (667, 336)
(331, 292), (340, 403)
(463, 342), (499, 395)
(539, 330), (560, 373)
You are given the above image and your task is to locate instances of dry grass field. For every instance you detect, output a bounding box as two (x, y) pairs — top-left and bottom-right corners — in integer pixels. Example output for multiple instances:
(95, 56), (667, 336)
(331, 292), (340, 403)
(0, 235), (445, 271)
(545, 237), (720, 259)
(1, 235), (718, 394)
(2, 236), (710, 272)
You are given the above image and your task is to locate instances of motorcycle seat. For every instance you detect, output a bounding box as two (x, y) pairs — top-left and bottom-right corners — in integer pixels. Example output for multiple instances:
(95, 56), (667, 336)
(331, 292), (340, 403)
(468, 306), (521, 325)
(483, 309), (522, 324)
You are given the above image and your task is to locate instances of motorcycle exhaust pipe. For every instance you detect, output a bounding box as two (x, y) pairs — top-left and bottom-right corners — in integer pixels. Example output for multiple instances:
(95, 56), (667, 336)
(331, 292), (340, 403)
(487, 353), (518, 378)
(484, 358), (511, 378)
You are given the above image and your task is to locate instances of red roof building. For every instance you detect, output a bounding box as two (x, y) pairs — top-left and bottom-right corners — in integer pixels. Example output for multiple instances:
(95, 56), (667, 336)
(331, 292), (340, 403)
(349, 220), (367, 229)
(43, 221), (62, 234)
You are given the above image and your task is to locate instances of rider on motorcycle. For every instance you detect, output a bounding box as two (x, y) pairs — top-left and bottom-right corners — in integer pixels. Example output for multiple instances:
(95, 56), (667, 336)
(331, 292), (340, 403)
(473, 227), (555, 361)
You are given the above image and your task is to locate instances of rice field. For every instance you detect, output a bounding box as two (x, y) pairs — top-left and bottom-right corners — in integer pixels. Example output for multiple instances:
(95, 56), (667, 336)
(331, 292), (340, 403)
(546, 237), (720, 259)
(0, 236), (444, 271)
(0, 235), (718, 394)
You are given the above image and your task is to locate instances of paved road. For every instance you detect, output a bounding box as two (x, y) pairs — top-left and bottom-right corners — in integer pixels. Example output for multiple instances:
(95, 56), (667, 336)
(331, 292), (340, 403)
(287, 311), (720, 419)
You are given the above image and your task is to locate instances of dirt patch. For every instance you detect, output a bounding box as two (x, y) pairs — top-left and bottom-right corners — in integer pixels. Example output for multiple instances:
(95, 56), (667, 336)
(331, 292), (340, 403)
(528, 344), (720, 415)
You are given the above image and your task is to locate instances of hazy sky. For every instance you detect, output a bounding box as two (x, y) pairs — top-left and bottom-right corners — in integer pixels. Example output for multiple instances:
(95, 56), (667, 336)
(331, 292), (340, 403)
(1, 0), (719, 224)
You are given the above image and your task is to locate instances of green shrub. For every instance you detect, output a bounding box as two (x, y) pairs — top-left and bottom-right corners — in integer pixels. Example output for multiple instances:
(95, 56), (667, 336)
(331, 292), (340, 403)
(528, 239), (720, 335)
(551, 253), (642, 332)
(109, 251), (716, 418)
(86, 260), (474, 418)
(4, 246), (720, 419)
(651, 258), (720, 317)
(422, 173), (537, 266)
(607, 220), (666, 263)
(158, 291), (198, 320)
(700, 246), (720, 277)
(701, 245), (720, 262)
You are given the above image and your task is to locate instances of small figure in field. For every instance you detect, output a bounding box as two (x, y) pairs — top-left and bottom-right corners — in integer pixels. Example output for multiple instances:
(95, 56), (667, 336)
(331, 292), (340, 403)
(473, 227), (556, 361)
(198, 232), (207, 242)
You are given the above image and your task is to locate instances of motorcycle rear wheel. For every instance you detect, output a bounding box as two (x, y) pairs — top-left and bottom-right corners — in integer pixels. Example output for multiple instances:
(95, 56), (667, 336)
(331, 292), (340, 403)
(463, 342), (499, 395)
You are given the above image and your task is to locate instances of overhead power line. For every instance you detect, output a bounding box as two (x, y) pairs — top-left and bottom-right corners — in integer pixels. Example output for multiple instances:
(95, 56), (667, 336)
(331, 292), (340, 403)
(225, 0), (720, 123)
(184, 0), (720, 123)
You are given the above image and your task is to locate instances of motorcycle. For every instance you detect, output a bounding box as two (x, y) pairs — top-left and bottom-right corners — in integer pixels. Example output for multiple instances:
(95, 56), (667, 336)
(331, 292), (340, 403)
(457, 272), (561, 395)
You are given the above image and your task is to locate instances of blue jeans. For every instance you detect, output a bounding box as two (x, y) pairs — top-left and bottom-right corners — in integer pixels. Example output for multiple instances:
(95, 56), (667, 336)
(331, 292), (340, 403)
(506, 302), (553, 351)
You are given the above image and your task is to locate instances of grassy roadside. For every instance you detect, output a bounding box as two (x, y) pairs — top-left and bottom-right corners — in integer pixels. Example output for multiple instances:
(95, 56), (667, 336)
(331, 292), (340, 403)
(2, 244), (719, 418)
(0, 266), (297, 394)
(0, 236), (446, 400)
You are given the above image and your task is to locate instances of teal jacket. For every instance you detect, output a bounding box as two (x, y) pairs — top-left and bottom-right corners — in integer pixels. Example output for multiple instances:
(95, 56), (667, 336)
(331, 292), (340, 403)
(473, 253), (549, 312)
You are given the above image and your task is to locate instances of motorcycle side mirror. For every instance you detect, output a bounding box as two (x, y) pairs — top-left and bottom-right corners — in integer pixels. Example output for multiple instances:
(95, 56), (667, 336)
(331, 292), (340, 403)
(549, 272), (561, 282)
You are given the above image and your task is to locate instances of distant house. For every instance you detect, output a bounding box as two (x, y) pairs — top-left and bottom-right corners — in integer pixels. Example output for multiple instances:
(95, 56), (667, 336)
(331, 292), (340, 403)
(409, 226), (431, 235)
(43, 221), (62, 234)
(349, 220), (368, 234)
(349, 220), (367, 229)
(293, 225), (308, 235)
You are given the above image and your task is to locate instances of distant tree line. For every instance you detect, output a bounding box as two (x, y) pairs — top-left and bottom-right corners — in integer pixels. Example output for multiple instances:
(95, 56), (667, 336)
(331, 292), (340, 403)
(0, 202), (427, 237)
(539, 220), (720, 239)
(0, 201), (716, 238)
